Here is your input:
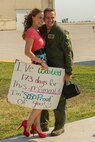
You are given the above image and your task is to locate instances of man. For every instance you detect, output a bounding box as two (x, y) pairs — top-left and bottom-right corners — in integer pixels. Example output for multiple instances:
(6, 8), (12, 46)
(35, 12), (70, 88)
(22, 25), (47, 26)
(39, 8), (73, 136)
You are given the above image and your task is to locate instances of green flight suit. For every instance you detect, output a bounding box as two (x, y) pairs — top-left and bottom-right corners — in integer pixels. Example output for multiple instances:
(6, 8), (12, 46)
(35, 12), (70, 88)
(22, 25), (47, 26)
(39, 23), (73, 130)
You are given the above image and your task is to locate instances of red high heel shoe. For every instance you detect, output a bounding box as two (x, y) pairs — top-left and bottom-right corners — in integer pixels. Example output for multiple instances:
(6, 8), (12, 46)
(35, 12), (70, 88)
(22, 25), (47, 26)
(18, 120), (30, 137)
(31, 124), (47, 138)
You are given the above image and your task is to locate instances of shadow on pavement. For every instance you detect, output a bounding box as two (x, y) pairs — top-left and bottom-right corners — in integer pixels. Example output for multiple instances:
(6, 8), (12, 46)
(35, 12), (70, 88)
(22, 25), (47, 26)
(0, 136), (37, 142)
(0, 133), (51, 142)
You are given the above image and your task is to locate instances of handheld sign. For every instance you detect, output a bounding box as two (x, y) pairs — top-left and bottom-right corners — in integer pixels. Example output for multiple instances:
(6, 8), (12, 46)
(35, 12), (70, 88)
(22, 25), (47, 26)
(8, 60), (65, 109)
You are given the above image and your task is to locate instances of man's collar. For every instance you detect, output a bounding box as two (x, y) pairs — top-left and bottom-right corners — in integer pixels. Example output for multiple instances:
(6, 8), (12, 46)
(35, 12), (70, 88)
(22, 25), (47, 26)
(45, 22), (57, 32)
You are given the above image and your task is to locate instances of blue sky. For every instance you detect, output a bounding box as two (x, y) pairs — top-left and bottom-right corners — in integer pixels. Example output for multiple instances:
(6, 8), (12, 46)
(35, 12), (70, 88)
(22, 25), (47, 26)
(55, 0), (95, 22)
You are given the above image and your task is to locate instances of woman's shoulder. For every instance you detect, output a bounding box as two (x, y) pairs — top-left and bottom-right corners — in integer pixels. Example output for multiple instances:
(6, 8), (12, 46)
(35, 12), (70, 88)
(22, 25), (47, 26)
(27, 27), (36, 33)
(25, 27), (37, 39)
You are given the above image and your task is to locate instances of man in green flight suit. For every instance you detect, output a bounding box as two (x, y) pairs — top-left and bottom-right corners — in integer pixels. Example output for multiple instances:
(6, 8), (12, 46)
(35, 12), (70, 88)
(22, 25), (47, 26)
(39, 8), (73, 136)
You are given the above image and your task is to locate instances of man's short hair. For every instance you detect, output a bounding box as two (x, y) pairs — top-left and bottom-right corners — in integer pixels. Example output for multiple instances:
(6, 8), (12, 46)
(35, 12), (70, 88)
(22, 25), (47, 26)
(44, 8), (55, 15)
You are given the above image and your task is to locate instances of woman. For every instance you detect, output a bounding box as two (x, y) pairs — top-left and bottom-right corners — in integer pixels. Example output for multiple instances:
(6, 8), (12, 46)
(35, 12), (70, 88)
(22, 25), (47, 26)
(18, 8), (48, 138)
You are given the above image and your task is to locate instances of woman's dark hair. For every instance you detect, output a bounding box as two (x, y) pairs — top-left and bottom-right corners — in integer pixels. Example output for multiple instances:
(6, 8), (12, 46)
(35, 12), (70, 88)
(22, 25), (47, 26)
(23, 8), (42, 32)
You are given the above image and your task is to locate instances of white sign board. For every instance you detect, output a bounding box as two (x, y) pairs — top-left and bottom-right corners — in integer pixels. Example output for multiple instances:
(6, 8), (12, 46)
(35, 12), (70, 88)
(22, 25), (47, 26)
(8, 60), (65, 109)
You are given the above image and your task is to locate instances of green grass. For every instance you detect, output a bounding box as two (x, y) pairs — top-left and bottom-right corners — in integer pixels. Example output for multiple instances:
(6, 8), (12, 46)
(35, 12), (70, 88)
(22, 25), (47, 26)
(0, 62), (95, 140)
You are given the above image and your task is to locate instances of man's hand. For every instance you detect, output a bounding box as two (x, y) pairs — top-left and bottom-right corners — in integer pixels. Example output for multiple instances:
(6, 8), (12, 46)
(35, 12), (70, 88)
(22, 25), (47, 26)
(64, 74), (72, 82)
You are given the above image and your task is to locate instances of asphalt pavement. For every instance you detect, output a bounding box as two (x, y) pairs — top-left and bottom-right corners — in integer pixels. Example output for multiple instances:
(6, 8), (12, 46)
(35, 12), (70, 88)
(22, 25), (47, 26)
(0, 28), (95, 65)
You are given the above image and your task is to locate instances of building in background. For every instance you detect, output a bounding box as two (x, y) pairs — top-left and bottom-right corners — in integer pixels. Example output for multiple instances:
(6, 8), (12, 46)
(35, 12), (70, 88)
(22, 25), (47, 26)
(0, 0), (54, 30)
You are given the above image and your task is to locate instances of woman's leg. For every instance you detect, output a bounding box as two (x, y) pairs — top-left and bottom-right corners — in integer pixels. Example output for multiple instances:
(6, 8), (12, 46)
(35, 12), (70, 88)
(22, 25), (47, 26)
(26, 109), (41, 132)
(34, 113), (42, 132)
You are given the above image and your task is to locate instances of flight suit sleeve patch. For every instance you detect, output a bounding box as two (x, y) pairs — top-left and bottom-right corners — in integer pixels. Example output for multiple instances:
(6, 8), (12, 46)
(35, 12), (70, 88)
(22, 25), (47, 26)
(65, 32), (70, 40)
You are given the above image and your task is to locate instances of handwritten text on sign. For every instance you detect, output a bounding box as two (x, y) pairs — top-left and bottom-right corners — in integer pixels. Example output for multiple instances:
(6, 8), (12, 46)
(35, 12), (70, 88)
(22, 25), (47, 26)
(8, 60), (65, 109)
